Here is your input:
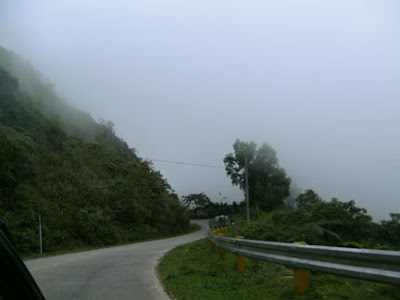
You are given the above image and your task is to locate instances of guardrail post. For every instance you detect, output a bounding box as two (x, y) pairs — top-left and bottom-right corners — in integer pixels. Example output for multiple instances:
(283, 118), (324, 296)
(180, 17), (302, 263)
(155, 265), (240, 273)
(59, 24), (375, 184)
(211, 231), (217, 250)
(293, 242), (310, 295)
(235, 236), (245, 270)
(208, 233), (214, 248)
(218, 233), (225, 259)
(207, 232), (400, 288)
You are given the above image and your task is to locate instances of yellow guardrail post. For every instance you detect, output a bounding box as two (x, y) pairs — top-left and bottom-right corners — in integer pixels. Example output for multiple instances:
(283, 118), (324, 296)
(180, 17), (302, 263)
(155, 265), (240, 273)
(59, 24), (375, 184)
(218, 233), (225, 259)
(293, 242), (310, 295)
(235, 236), (245, 270)
(211, 230), (217, 250)
(208, 231), (213, 247)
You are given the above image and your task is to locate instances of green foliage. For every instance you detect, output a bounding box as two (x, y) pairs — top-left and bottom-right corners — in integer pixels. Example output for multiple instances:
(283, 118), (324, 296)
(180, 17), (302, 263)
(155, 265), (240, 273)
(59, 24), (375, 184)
(181, 193), (211, 210)
(227, 190), (388, 248)
(380, 213), (400, 249)
(224, 139), (291, 212)
(296, 189), (322, 209)
(182, 193), (241, 219)
(0, 50), (191, 254)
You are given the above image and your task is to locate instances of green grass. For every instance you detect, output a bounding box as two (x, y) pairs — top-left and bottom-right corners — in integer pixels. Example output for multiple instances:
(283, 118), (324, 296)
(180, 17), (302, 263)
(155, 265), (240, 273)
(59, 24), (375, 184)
(23, 223), (201, 260)
(158, 239), (400, 300)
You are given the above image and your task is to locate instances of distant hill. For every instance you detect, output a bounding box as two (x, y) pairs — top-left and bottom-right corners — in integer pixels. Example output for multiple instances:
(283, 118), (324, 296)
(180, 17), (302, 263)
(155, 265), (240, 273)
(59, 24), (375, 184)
(0, 46), (190, 254)
(0, 46), (103, 141)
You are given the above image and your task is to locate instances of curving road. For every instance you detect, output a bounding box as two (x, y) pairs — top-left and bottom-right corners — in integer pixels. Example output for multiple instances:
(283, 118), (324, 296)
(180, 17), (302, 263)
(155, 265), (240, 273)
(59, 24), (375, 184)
(25, 220), (208, 300)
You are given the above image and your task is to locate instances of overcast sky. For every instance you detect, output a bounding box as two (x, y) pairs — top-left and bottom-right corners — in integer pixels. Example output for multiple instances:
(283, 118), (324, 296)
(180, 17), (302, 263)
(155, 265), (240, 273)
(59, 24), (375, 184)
(1, 0), (399, 221)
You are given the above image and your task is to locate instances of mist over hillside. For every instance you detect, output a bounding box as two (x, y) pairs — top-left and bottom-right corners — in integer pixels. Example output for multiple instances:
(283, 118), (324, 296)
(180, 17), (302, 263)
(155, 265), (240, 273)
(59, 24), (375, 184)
(0, 46), (105, 142)
(0, 46), (191, 253)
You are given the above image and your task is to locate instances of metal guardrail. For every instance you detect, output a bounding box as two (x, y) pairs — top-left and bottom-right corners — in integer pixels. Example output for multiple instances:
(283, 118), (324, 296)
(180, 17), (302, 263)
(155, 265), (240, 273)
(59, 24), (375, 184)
(208, 231), (400, 285)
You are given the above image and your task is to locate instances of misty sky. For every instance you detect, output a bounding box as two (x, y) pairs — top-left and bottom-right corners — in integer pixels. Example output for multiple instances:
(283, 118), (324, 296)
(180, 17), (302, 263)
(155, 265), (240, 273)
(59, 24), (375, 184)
(1, 0), (399, 221)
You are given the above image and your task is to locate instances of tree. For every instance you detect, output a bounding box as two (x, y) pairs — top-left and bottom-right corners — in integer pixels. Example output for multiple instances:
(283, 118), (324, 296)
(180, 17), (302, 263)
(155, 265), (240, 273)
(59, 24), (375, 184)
(296, 189), (322, 209)
(224, 139), (291, 212)
(293, 190), (375, 245)
(381, 213), (400, 248)
(181, 193), (211, 210)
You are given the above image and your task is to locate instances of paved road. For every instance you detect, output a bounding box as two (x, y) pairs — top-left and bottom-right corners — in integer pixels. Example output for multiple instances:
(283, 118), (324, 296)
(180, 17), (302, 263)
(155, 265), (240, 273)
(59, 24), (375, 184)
(25, 220), (208, 300)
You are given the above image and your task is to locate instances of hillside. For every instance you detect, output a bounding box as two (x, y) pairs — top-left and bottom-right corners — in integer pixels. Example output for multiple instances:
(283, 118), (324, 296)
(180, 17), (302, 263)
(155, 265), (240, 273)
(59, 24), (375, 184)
(0, 46), (103, 141)
(0, 46), (190, 254)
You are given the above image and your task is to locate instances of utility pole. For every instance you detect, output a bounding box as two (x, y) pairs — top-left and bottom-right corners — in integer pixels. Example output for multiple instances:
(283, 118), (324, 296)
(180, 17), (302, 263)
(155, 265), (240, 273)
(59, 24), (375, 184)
(38, 213), (42, 254)
(245, 157), (250, 222)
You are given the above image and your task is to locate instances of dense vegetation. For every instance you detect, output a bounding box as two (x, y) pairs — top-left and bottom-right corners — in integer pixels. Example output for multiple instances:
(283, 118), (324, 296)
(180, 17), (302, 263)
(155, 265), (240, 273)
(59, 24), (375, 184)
(226, 189), (400, 250)
(0, 46), (190, 254)
(221, 139), (400, 250)
(182, 192), (240, 218)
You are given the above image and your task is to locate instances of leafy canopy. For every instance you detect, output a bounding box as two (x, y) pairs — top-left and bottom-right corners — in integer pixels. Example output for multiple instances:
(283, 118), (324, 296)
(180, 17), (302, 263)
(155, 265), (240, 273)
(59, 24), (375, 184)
(224, 139), (291, 212)
(181, 193), (211, 210)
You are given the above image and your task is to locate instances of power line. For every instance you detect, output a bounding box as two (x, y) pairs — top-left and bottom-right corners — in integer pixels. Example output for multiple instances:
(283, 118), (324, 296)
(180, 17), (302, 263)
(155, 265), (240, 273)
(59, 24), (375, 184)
(145, 158), (224, 169)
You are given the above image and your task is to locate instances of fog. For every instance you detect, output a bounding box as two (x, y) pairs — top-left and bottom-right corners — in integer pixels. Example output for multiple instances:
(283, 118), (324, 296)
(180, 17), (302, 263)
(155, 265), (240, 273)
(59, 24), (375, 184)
(1, 0), (399, 221)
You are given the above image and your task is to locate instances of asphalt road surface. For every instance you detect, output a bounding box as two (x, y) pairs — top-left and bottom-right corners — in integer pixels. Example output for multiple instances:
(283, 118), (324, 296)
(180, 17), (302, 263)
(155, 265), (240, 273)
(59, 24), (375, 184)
(25, 220), (208, 300)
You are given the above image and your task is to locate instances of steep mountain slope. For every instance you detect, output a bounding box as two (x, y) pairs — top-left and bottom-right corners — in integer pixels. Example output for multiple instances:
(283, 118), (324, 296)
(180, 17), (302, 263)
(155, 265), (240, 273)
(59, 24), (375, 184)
(0, 46), (101, 141)
(0, 47), (190, 253)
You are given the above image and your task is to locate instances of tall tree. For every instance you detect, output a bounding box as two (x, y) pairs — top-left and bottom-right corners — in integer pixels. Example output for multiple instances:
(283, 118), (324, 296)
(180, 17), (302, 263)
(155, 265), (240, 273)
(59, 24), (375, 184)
(181, 193), (211, 210)
(224, 139), (291, 212)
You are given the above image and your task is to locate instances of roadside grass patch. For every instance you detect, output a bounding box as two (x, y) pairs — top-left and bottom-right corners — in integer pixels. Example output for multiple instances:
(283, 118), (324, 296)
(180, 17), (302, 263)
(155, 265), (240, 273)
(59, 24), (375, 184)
(158, 239), (400, 300)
